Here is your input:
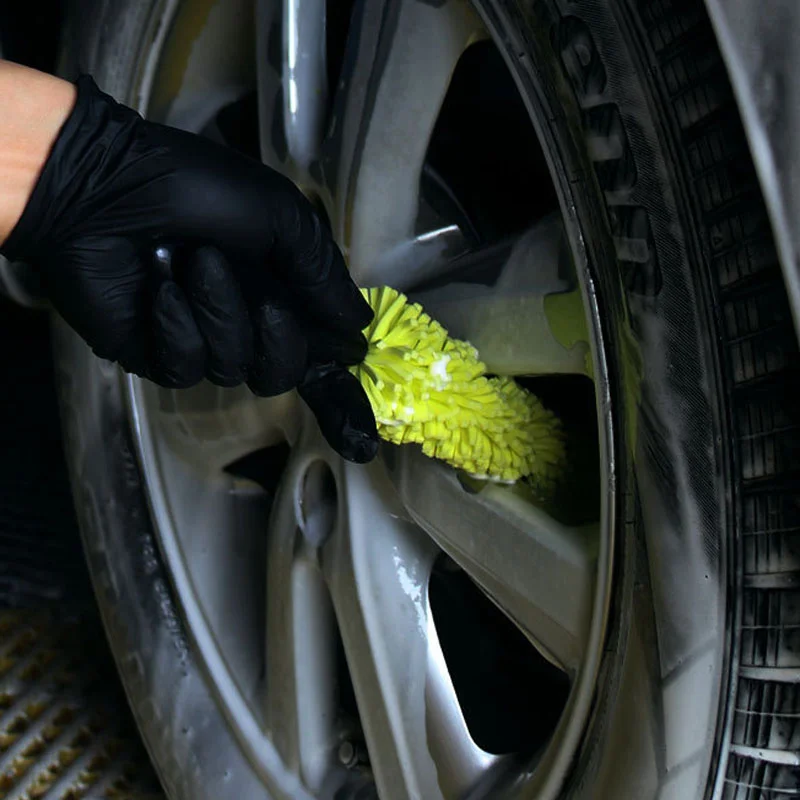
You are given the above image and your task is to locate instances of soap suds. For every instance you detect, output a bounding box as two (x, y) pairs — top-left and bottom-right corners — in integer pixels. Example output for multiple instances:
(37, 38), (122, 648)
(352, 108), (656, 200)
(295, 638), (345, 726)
(429, 354), (451, 383)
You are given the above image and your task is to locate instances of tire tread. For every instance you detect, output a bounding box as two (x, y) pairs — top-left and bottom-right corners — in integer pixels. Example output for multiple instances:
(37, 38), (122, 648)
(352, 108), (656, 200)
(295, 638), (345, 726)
(632, 0), (800, 795)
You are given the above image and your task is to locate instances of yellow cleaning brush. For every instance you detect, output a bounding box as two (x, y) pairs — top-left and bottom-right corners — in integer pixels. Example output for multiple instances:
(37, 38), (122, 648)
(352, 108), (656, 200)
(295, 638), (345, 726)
(350, 287), (566, 489)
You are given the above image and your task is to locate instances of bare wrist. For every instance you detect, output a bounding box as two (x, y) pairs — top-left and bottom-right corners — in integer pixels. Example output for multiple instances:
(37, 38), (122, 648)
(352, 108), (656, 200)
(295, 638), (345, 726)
(0, 60), (77, 248)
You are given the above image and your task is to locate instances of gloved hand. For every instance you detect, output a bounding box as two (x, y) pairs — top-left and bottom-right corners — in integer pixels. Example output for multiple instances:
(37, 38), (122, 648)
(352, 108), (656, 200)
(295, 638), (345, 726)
(0, 75), (378, 463)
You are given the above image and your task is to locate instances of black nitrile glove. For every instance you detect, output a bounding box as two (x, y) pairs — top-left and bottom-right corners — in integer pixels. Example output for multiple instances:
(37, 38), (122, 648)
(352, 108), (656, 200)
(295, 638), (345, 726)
(1, 75), (378, 463)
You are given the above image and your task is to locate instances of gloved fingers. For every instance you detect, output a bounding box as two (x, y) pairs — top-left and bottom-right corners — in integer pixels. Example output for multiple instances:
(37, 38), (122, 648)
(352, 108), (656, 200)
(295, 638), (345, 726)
(298, 363), (378, 464)
(246, 299), (308, 397)
(307, 326), (368, 367)
(148, 280), (206, 388)
(186, 246), (253, 387)
(269, 189), (373, 335)
(43, 236), (150, 376)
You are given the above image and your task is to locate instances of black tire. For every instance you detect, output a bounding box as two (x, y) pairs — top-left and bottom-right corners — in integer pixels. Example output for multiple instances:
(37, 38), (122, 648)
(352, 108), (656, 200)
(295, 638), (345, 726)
(499, 1), (799, 798)
(53, 0), (799, 798)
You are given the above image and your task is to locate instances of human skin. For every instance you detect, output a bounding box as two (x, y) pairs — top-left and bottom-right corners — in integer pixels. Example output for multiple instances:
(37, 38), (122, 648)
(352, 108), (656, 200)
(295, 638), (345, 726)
(0, 59), (76, 245)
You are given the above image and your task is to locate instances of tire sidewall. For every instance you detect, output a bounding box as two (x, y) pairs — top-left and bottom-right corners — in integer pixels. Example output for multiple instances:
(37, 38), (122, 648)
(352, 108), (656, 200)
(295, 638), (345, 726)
(55, 3), (279, 798)
(488, 1), (732, 797)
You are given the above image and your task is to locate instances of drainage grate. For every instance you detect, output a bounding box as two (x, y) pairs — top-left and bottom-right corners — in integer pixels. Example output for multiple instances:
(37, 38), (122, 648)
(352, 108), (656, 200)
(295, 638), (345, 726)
(0, 611), (162, 800)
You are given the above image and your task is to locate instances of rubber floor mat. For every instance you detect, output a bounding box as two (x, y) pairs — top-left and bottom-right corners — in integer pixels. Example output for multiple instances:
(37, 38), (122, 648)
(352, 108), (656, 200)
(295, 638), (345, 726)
(0, 612), (162, 800)
(0, 296), (164, 799)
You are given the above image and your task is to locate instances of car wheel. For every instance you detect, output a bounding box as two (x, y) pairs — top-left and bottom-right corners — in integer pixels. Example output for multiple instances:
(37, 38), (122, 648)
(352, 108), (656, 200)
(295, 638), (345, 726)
(54, 0), (800, 798)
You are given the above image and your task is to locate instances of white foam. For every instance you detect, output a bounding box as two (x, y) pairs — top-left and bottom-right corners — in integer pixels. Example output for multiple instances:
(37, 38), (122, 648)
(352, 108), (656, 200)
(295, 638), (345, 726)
(429, 354), (451, 383)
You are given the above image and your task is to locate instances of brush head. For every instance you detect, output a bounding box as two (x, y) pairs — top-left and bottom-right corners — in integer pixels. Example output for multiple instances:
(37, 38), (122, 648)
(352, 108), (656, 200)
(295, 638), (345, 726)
(350, 287), (566, 488)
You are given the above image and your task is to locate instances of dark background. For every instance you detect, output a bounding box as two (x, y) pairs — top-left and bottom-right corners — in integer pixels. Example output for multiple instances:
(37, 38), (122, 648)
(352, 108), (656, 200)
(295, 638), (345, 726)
(0, 0), (92, 610)
(0, 2), (63, 73)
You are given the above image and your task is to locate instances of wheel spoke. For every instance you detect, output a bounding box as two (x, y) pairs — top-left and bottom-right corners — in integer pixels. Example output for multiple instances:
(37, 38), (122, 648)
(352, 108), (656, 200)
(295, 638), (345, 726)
(323, 460), (497, 799)
(411, 213), (592, 376)
(256, 0), (283, 170)
(390, 447), (596, 673)
(264, 453), (340, 792)
(282, 0), (328, 176)
(321, 0), (486, 282)
(257, 0), (328, 187)
(133, 381), (299, 474)
(362, 223), (471, 292)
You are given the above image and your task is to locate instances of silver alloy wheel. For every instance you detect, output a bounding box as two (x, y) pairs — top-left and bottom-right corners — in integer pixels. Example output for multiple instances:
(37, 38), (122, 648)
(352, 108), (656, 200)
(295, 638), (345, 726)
(126, 0), (614, 797)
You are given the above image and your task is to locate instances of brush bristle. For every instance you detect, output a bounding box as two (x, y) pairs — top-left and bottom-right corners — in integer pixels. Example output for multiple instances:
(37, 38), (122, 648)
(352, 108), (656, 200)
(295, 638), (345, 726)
(350, 287), (566, 487)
